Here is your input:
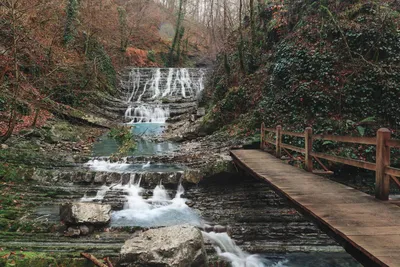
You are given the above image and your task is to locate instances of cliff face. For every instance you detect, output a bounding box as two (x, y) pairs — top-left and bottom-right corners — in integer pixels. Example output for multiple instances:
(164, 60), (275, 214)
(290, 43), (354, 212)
(203, 0), (400, 139)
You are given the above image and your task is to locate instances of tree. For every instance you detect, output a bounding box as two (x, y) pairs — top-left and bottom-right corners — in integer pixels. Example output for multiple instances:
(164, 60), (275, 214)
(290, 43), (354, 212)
(168, 0), (187, 66)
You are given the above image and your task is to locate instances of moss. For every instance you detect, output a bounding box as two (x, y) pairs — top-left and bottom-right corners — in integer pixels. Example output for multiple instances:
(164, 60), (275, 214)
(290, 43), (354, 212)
(0, 251), (99, 267)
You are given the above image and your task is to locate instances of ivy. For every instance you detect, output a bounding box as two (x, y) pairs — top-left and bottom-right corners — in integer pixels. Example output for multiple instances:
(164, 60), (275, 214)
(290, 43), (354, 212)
(63, 0), (79, 45)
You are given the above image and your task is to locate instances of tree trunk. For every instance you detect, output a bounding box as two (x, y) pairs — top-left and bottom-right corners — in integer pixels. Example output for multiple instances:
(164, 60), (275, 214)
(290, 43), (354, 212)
(168, 0), (185, 67)
(238, 0), (246, 75)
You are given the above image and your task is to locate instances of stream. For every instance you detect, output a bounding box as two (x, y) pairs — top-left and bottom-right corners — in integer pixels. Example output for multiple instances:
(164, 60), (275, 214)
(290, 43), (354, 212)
(26, 68), (362, 266)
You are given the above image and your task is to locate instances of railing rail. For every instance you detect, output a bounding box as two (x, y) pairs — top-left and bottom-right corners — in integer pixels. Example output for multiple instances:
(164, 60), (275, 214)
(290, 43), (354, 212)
(260, 123), (399, 201)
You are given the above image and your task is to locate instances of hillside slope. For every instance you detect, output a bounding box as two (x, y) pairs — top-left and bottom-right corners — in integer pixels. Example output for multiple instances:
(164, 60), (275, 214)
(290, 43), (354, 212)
(0, 0), (211, 138)
(203, 0), (400, 140)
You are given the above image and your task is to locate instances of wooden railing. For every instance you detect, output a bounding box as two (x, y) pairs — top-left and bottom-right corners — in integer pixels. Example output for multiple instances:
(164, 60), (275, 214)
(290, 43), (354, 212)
(260, 123), (400, 201)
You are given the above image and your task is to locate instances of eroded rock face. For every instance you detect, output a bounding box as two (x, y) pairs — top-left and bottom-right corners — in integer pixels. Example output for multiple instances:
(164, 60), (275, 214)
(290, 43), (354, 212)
(60, 203), (111, 225)
(120, 224), (207, 267)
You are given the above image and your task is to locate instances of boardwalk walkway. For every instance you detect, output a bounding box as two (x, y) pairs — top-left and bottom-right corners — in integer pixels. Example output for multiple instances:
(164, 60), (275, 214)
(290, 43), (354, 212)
(231, 149), (400, 267)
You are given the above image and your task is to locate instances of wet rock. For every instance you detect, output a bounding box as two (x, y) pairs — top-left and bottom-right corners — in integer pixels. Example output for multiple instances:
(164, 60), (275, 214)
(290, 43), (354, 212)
(185, 200), (195, 207)
(120, 224), (208, 267)
(196, 108), (206, 117)
(1, 144), (9, 150)
(94, 172), (107, 184)
(184, 170), (203, 184)
(65, 227), (80, 237)
(60, 203), (111, 226)
(79, 225), (91, 236)
(213, 225), (227, 233)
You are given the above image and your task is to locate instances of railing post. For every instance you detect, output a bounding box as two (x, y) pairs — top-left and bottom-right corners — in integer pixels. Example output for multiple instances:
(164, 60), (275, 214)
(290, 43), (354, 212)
(375, 128), (391, 200)
(305, 127), (313, 172)
(260, 122), (265, 150)
(276, 125), (282, 158)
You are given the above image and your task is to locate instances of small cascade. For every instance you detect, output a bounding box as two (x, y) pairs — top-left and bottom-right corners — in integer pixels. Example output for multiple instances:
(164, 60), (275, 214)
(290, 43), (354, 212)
(122, 68), (206, 102)
(81, 185), (110, 202)
(202, 232), (279, 267)
(121, 68), (206, 123)
(110, 177), (202, 227)
(125, 104), (170, 124)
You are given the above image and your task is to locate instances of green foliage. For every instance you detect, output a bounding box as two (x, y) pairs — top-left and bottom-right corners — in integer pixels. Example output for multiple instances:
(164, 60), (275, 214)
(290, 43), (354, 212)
(203, 0), (400, 171)
(108, 126), (136, 157)
(0, 162), (26, 182)
(63, 0), (79, 45)
(118, 6), (128, 51)
(147, 50), (156, 62)
(85, 37), (117, 91)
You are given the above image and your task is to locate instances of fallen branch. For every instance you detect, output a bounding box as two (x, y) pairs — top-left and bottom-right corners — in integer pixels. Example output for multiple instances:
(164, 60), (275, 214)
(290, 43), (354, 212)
(104, 257), (114, 267)
(80, 253), (108, 267)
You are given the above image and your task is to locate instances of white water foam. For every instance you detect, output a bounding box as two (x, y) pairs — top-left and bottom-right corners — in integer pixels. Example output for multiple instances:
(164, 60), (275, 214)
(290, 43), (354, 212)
(81, 169), (280, 266)
(84, 159), (131, 172)
(125, 104), (170, 124)
(110, 175), (202, 227)
(81, 185), (110, 202)
(122, 68), (205, 124)
(123, 68), (205, 102)
(202, 231), (287, 267)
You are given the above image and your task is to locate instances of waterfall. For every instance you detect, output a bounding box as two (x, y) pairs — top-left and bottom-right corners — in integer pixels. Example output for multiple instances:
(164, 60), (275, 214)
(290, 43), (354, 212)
(125, 104), (170, 124)
(80, 176), (279, 266)
(202, 232), (278, 267)
(121, 68), (206, 123)
(110, 177), (202, 227)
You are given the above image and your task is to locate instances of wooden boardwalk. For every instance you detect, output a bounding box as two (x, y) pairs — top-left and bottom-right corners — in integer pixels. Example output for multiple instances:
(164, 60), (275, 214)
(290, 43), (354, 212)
(231, 149), (400, 267)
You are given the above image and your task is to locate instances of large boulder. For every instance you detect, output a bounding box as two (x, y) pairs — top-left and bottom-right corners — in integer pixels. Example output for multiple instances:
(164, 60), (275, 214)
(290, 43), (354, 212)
(120, 224), (207, 267)
(60, 203), (111, 225)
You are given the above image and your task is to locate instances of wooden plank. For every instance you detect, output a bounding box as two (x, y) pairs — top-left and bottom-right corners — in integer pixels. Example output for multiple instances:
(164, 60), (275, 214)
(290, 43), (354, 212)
(264, 127), (275, 132)
(376, 129), (391, 200)
(312, 134), (376, 145)
(281, 130), (305, 138)
(311, 151), (376, 171)
(264, 138), (275, 145)
(281, 143), (305, 154)
(230, 149), (400, 267)
(387, 139), (400, 148)
(386, 167), (400, 178)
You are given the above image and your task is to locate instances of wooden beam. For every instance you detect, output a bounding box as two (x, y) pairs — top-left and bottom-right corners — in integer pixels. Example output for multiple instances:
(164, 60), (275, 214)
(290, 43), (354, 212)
(390, 175), (400, 191)
(281, 143), (305, 154)
(305, 127), (313, 172)
(310, 152), (376, 171)
(265, 138), (275, 145)
(375, 128), (391, 201)
(260, 122), (265, 150)
(276, 125), (282, 158)
(386, 166), (400, 178)
(386, 138), (400, 148)
(264, 127), (275, 132)
(281, 130), (305, 138)
(312, 134), (376, 145)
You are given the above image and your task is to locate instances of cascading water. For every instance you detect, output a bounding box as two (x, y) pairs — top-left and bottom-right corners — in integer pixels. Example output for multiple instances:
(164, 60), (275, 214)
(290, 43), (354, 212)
(81, 177), (277, 267)
(121, 68), (206, 123)
(125, 103), (170, 123)
(81, 185), (110, 202)
(110, 175), (203, 227)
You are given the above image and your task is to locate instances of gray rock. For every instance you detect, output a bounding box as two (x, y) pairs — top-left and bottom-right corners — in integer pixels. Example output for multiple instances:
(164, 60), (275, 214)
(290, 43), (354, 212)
(1, 144), (9, 150)
(120, 224), (207, 267)
(65, 227), (80, 237)
(196, 108), (206, 117)
(60, 203), (111, 226)
(184, 170), (203, 184)
(79, 225), (91, 236)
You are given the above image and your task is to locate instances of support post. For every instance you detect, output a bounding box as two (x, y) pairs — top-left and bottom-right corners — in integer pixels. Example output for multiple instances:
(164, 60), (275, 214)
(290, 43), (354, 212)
(260, 122), (265, 150)
(375, 128), (391, 200)
(276, 125), (282, 158)
(305, 127), (313, 172)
